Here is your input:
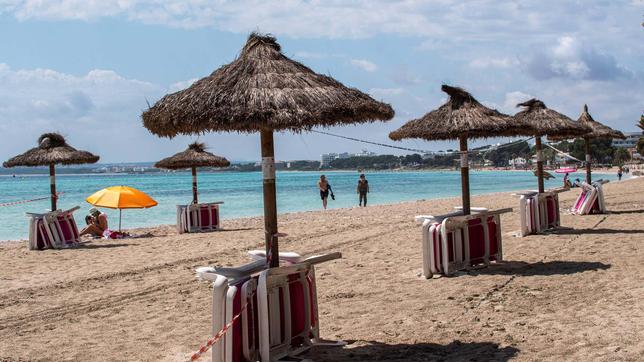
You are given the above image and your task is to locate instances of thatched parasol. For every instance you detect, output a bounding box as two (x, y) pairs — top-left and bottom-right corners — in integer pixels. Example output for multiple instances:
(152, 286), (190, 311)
(142, 33), (394, 267)
(513, 99), (590, 193)
(155, 142), (230, 204)
(552, 105), (625, 183)
(3, 133), (99, 211)
(389, 85), (535, 215)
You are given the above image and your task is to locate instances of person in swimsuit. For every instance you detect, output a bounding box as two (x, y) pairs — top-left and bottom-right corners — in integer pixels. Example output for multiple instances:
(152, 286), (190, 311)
(318, 175), (329, 209)
(357, 174), (369, 207)
(80, 207), (108, 237)
(563, 173), (572, 188)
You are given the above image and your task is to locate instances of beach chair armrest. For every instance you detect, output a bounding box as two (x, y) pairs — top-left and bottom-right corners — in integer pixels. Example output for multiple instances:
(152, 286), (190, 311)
(545, 187), (569, 194)
(63, 206), (81, 213)
(303, 252), (342, 265)
(215, 260), (266, 278)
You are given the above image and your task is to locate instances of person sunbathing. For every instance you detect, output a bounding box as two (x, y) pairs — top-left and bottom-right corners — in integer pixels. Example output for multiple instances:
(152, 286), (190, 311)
(80, 208), (108, 237)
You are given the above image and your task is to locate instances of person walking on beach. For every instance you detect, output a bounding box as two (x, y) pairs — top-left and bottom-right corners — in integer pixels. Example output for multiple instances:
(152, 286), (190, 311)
(318, 175), (330, 209)
(563, 173), (572, 188)
(357, 173), (369, 207)
(618, 167), (623, 181)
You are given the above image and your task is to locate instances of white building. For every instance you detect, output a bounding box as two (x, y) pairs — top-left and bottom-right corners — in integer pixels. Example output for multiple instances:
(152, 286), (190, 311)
(320, 153), (338, 167)
(509, 157), (527, 168)
(612, 132), (641, 148)
(352, 149), (377, 157)
(320, 150), (378, 167)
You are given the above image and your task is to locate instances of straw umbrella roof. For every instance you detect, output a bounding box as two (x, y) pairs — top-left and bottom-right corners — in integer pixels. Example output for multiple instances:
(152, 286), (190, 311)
(142, 33), (395, 137)
(3, 133), (99, 167)
(389, 85), (535, 141)
(575, 105), (625, 140)
(513, 99), (590, 138)
(155, 142), (230, 170)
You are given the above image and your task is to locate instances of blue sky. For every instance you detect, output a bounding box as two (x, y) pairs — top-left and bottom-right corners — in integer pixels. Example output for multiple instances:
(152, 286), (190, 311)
(0, 0), (642, 163)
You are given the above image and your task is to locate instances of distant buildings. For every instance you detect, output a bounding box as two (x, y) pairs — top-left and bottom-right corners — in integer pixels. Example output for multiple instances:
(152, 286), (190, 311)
(96, 165), (151, 173)
(509, 157), (527, 168)
(352, 149), (377, 157)
(612, 132), (641, 149)
(320, 149), (377, 167)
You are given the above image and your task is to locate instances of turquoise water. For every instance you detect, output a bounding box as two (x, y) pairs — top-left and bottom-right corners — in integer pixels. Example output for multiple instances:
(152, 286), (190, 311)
(0, 170), (616, 241)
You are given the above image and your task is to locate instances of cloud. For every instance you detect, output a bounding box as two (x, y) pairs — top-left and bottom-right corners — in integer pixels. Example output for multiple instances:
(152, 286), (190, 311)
(390, 65), (422, 86)
(522, 36), (633, 81)
(293, 51), (327, 59)
(2, 0), (443, 38)
(502, 91), (534, 113)
(168, 78), (198, 93)
(0, 63), (162, 162)
(369, 88), (404, 97)
(469, 57), (518, 69)
(350, 59), (377, 72)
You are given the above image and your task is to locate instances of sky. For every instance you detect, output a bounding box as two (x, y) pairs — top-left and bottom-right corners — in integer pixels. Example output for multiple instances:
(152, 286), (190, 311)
(0, 0), (642, 163)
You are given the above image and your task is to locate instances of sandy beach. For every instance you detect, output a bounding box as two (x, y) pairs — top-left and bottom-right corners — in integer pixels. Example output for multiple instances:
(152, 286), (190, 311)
(1, 177), (643, 361)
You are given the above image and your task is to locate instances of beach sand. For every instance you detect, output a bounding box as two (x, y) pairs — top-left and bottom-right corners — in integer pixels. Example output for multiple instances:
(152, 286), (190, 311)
(1, 177), (643, 361)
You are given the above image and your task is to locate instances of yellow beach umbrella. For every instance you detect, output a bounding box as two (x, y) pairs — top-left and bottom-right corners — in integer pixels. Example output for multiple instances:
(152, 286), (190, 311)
(86, 186), (157, 231)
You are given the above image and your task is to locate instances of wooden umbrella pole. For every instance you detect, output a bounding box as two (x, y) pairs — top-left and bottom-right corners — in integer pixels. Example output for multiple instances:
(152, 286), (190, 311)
(535, 136), (545, 193)
(49, 163), (57, 211)
(459, 136), (471, 215)
(191, 166), (198, 204)
(260, 128), (279, 268)
(584, 137), (592, 184)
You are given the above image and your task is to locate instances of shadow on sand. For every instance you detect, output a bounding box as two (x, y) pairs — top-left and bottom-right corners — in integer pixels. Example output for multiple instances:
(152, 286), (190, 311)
(75, 243), (133, 249)
(307, 340), (519, 362)
(549, 228), (644, 235)
(608, 209), (644, 215)
(469, 260), (611, 277)
(217, 227), (258, 232)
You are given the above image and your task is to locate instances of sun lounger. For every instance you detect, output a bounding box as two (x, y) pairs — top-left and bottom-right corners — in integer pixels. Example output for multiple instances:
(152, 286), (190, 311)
(26, 206), (81, 250)
(417, 208), (511, 278)
(514, 188), (566, 237)
(195, 251), (342, 362)
(571, 179), (609, 215)
(177, 201), (223, 234)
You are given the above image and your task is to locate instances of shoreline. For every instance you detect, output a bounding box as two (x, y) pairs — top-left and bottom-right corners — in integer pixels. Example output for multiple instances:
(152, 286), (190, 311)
(0, 166), (629, 177)
(2, 175), (636, 244)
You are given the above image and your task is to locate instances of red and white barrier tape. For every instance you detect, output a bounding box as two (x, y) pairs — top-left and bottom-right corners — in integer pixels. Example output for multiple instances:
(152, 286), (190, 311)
(191, 231), (287, 361)
(0, 192), (63, 207)
(189, 295), (252, 361)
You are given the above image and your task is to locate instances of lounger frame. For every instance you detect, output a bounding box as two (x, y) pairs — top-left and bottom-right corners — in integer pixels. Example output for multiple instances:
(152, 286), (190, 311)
(26, 206), (81, 250)
(197, 252), (341, 362)
(418, 208), (511, 278)
(177, 201), (223, 234)
(571, 180), (609, 215)
(515, 189), (564, 237)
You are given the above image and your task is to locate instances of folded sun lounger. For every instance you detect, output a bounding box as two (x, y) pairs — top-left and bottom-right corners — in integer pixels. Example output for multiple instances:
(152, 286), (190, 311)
(417, 208), (511, 278)
(514, 188), (565, 237)
(26, 206), (81, 250)
(571, 179), (608, 215)
(196, 251), (342, 362)
(177, 201), (223, 234)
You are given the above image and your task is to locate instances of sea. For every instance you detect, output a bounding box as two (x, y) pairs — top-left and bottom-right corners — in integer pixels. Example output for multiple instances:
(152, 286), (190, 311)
(0, 170), (618, 241)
